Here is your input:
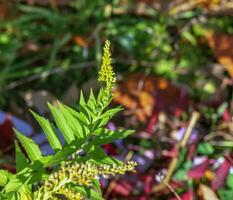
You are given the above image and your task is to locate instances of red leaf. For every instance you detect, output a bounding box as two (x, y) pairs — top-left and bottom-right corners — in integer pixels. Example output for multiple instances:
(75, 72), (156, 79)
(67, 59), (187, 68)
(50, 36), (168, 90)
(211, 157), (232, 190)
(112, 180), (133, 196)
(0, 115), (14, 152)
(188, 159), (209, 179)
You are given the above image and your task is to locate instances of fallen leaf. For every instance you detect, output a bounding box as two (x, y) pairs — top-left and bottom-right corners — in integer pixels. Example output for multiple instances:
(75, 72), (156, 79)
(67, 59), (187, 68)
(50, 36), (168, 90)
(206, 32), (233, 79)
(198, 184), (219, 200)
(211, 157), (232, 190)
(188, 158), (209, 179)
(113, 73), (188, 122)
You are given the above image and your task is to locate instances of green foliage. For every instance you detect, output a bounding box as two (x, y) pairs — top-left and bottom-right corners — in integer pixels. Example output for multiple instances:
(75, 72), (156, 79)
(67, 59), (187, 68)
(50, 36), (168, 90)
(1, 2), (232, 106)
(197, 142), (215, 155)
(218, 189), (233, 200)
(0, 41), (136, 200)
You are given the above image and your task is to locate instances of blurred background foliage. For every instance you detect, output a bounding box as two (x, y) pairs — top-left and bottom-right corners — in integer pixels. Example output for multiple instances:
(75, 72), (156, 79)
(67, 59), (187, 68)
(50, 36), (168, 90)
(0, 0), (232, 112)
(1, 1), (233, 199)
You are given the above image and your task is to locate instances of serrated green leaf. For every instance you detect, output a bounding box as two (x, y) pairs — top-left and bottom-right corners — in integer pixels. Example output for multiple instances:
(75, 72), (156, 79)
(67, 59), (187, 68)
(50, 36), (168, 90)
(100, 106), (123, 119)
(79, 90), (86, 106)
(95, 106), (123, 127)
(15, 142), (28, 172)
(44, 143), (87, 166)
(14, 129), (42, 161)
(84, 146), (122, 165)
(48, 103), (75, 144)
(30, 110), (62, 150)
(79, 104), (96, 121)
(58, 101), (85, 138)
(66, 105), (89, 125)
(92, 128), (134, 145)
(87, 89), (97, 110)
(0, 170), (13, 186)
(4, 178), (23, 193)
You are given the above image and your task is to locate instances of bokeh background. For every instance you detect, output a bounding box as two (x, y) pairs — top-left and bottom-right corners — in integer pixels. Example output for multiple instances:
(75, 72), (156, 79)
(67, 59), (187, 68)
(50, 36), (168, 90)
(0, 1), (233, 199)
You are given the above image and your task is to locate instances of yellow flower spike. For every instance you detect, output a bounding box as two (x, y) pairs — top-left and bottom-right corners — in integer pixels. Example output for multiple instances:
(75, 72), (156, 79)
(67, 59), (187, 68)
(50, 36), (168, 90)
(55, 187), (83, 200)
(38, 161), (137, 200)
(98, 40), (116, 92)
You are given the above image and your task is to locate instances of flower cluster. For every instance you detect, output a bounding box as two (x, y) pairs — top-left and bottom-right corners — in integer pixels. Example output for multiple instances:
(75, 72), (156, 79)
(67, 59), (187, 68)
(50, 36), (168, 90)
(98, 40), (116, 92)
(38, 161), (137, 199)
(53, 187), (83, 200)
(99, 161), (137, 177)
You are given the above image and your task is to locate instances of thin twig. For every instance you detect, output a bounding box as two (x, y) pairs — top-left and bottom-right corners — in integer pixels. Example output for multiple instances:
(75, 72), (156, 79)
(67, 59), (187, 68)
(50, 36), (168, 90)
(165, 182), (182, 200)
(152, 111), (200, 193)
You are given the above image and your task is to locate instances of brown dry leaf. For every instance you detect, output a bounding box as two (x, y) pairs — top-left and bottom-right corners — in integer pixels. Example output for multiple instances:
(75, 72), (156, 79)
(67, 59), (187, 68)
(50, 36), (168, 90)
(0, 4), (7, 20)
(194, 0), (220, 9)
(72, 35), (94, 48)
(206, 32), (233, 79)
(170, 0), (233, 15)
(132, 0), (223, 15)
(73, 35), (88, 47)
(198, 184), (219, 200)
(113, 73), (185, 122)
(0, 2), (13, 20)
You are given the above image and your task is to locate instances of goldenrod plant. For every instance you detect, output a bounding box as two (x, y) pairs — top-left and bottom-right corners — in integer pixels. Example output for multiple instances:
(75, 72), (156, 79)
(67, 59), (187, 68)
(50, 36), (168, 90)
(0, 40), (137, 200)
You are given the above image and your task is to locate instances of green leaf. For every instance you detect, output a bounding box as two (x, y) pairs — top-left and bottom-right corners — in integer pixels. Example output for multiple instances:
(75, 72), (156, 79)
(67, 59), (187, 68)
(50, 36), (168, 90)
(96, 106), (123, 127)
(217, 102), (228, 116)
(87, 89), (97, 110)
(79, 104), (96, 121)
(174, 168), (187, 181)
(19, 185), (32, 200)
(4, 192), (20, 200)
(92, 179), (102, 197)
(100, 106), (123, 119)
(218, 189), (233, 200)
(80, 146), (122, 165)
(182, 31), (197, 45)
(4, 178), (23, 193)
(48, 102), (75, 144)
(0, 170), (13, 186)
(92, 128), (134, 146)
(65, 105), (89, 125)
(174, 160), (192, 180)
(197, 142), (215, 155)
(30, 110), (62, 150)
(58, 101), (85, 138)
(45, 144), (84, 166)
(15, 142), (28, 172)
(226, 173), (233, 189)
(79, 90), (86, 106)
(14, 129), (42, 161)
(75, 185), (104, 200)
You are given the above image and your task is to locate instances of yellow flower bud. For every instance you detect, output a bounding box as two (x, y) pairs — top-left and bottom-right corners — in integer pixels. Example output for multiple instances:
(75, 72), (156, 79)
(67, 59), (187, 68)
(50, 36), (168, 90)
(98, 40), (116, 92)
